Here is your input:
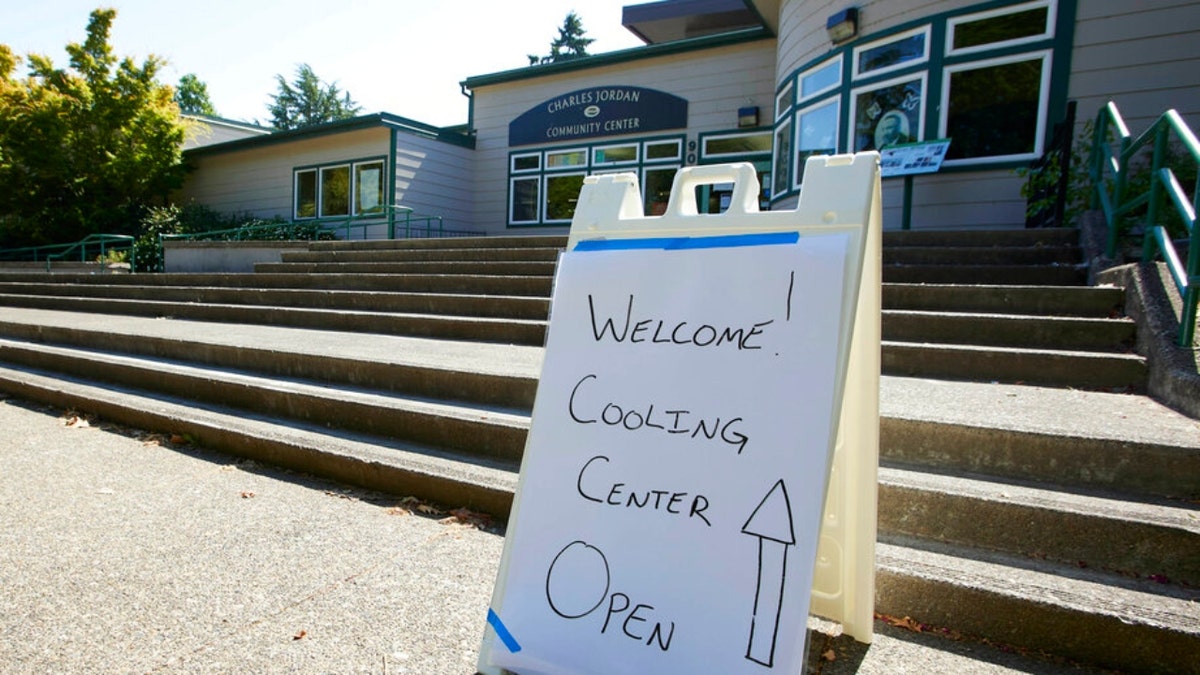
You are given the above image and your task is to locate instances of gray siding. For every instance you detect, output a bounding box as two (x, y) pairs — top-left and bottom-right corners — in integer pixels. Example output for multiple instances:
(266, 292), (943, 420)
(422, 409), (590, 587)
(391, 133), (475, 233)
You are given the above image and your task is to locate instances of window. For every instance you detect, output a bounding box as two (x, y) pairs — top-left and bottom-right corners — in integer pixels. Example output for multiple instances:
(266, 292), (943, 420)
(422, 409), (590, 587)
(545, 173), (586, 222)
(851, 74), (926, 151)
(942, 52), (1050, 164)
(510, 177), (540, 224)
(702, 131), (773, 158)
(853, 27), (930, 79)
(775, 81), (794, 121)
(800, 57), (842, 101)
(772, 118), (793, 198)
(794, 99), (839, 189)
(948, 1), (1054, 55)
(295, 170), (317, 219)
(294, 158), (387, 220)
(320, 165), (350, 217)
(506, 135), (685, 226)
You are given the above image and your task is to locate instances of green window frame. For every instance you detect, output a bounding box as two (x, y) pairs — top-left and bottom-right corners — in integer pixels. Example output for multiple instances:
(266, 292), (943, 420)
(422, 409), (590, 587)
(294, 157), (387, 220)
(947, 0), (1055, 56)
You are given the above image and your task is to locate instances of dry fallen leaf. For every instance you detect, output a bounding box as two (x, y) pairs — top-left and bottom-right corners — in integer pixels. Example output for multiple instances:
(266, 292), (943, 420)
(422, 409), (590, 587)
(442, 507), (492, 530)
(293, 629), (307, 640)
(240, 491), (256, 499)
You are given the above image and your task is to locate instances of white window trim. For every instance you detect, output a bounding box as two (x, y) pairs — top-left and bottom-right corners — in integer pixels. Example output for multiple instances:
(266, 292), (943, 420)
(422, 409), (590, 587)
(775, 80), (795, 121)
(793, 98), (841, 190)
(946, 0), (1056, 57)
(353, 160), (385, 216)
(293, 169), (317, 220)
(508, 176), (541, 225)
(848, 72), (929, 150)
(592, 143), (640, 168)
(700, 130), (774, 160)
(852, 25), (932, 80)
(318, 164), (351, 218)
(938, 50), (1053, 166)
(643, 139), (683, 163)
(799, 54), (844, 103)
(544, 147), (588, 171)
(510, 152), (541, 173)
(771, 116), (794, 199)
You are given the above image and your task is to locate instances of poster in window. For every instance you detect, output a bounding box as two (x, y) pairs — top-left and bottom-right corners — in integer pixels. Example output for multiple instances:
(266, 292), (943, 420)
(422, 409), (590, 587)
(853, 79), (922, 152)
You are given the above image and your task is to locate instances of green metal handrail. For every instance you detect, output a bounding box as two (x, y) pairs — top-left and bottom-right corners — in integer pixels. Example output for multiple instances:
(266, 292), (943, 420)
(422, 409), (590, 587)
(1089, 102), (1199, 346)
(0, 233), (135, 273)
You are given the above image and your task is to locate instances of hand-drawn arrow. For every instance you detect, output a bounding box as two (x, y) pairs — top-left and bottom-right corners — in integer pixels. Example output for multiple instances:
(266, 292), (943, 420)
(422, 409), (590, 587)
(741, 479), (796, 668)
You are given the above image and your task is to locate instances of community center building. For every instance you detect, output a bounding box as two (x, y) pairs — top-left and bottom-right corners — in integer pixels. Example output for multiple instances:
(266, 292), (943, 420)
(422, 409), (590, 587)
(177, 0), (1200, 235)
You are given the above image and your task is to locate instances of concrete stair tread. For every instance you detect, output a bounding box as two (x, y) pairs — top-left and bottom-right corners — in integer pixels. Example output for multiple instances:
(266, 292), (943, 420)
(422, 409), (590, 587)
(885, 308), (1132, 325)
(880, 376), (1199, 450)
(0, 362), (520, 514)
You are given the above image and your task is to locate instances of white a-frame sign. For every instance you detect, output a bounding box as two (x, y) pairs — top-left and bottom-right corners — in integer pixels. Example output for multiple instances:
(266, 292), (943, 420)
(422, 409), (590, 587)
(479, 153), (881, 675)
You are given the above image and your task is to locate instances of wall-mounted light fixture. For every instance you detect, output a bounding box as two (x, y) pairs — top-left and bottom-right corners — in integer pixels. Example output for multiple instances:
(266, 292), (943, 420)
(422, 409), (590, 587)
(826, 7), (859, 45)
(738, 106), (759, 128)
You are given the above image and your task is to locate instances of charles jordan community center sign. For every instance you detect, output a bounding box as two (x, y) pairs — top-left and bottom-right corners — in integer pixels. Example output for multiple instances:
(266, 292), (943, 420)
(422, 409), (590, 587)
(509, 86), (688, 146)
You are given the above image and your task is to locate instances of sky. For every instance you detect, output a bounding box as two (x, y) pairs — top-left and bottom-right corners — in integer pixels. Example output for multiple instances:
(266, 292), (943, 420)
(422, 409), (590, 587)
(1, 1), (647, 128)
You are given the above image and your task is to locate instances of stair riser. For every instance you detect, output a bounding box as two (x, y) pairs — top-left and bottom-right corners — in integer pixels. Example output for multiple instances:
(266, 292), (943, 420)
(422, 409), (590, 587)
(0, 285), (550, 320)
(0, 324), (538, 410)
(307, 235), (567, 251)
(0, 295), (548, 346)
(884, 312), (1135, 351)
(882, 229), (1080, 248)
(885, 248), (1081, 266)
(883, 343), (1147, 390)
(0, 371), (517, 516)
(281, 248), (563, 263)
(0, 273), (555, 296)
(882, 417), (1200, 502)
(878, 482), (1200, 587)
(254, 261), (558, 276)
(875, 565), (1199, 674)
(883, 284), (1125, 317)
(883, 266), (1087, 286)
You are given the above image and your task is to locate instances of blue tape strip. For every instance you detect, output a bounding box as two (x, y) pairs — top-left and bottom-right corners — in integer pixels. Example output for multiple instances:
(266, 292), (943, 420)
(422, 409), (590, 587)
(573, 231), (799, 252)
(488, 608), (522, 653)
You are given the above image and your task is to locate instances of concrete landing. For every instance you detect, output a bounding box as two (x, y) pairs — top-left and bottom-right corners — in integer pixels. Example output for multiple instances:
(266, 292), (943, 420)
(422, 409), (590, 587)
(0, 395), (1112, 674)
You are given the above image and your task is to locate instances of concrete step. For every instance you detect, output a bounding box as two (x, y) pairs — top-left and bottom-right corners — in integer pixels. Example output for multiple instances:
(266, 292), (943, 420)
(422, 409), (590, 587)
(0, 339), (530, 465)
(0, 282), (549, 320)
(253, 260), (558, 276)
(882, 340), (1147, 390)
(884, 246), (1081, 266)
(280, 247), (563, 264)
(307, 235), (568, 251)
(878, 466), (1200, 587)
(0, 361), (519, 516)
(0, 271), (555, 296)
(883, 264), (1088, 286)
(875, 541), (1200, 674)
(882, 228), (1079, 248)
(883, 283), (1125, 317)
(883, 310), (1135, 351)
(0, 293), (548, 345)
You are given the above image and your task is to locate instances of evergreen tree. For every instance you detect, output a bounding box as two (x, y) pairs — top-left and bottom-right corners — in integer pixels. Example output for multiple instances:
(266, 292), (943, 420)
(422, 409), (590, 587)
(528, 11), (595, 65)
(0, 9), (186, 246)
(175, 73), (216, 116)
(266, 64), (361, 130)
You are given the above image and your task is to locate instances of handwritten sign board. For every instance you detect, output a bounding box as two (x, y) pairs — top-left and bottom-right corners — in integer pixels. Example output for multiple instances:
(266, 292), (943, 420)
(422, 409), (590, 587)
(879, 138), (951, 177)
(479, 159), (880, 675)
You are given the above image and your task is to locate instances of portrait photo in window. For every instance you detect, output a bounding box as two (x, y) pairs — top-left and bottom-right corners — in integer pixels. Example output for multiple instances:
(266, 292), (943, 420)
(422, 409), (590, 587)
(853, 78), (922, 151)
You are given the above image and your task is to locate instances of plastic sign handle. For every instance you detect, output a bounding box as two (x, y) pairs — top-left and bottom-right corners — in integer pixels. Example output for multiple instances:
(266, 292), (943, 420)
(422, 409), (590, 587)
(666, 163), (761, 217)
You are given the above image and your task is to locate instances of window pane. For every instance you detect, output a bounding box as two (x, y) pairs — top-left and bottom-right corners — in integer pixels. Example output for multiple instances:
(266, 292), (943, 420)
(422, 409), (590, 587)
(643, 166), (677, 216)
(511, 178), (540, 223)
(853, 79), (922, 151)
(946, 58), (1044, 159)
(645, 140), (681, 161)
(545, 173), (585, 221)
(801, 60), (841, 99)
(775, 82), (794, 120)
(798, 101), (839, 151)
(857, 32), (926, 75)
(594, 144), (638, 165)
(546, 149), (587, 169)
(355, 162), (384, 215)
(320, 166), (350, 217)
(295, 170), (317, 219)
(513, 154), (540, 172)
(953, 7), (1049, 50)
(704, 132), (773, 157)
(773, 118), (793, 197)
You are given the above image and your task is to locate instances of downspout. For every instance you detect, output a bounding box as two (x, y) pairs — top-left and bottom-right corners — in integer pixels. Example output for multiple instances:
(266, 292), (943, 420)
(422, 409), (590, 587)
(461, 82), (475, 132)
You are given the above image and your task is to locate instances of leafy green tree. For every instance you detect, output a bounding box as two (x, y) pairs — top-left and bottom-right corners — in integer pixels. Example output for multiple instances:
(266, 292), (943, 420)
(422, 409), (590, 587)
(175, 73), (216, 116)
(0, 9), (186, 247)
(266, 64), (361, 130)
(528, 11), (595, 65)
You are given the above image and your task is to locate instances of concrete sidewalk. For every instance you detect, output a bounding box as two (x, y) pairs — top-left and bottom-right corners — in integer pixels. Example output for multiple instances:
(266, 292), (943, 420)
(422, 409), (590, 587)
(0, 393), (1119, 674)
